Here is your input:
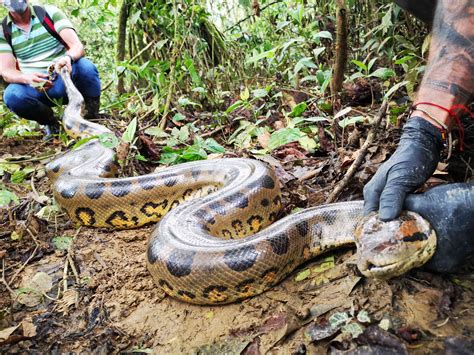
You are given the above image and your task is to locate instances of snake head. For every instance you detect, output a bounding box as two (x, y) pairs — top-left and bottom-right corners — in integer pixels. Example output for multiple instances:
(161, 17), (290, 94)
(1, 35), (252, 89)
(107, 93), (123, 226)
(355, 211), (437, 279)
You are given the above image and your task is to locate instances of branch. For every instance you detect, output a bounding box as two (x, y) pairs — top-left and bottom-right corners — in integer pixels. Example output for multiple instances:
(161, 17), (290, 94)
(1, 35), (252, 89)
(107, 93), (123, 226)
(224, 0), (284, 33)
(325, 101), (388, 203)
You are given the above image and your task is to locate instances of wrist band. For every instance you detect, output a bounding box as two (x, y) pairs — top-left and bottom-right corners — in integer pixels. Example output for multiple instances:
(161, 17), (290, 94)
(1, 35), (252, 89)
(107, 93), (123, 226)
(410, 106), (452, 160)
(410, 102), (471, 154)
(66, 54), (75, 64)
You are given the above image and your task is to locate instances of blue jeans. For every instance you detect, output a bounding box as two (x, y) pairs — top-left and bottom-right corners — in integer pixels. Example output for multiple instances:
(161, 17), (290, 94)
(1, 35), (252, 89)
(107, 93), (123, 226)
(3, 57), (101, 125)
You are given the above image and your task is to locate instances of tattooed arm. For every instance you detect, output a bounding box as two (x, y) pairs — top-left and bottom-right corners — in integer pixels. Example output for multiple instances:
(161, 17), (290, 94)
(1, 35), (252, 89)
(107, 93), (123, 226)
(364, 0), (473, 221)
(412, 0), (473, 128)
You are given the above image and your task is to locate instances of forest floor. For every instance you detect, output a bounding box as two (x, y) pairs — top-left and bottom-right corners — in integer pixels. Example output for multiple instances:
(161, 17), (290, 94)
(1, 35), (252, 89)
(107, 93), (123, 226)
(1, 102), (474, 354)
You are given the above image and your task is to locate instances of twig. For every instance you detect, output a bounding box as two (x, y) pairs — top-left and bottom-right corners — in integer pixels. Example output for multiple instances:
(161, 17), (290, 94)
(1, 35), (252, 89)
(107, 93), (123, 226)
(1, 259), (15, 295)
(8, 228), (40, 284)
(201, 124), (230, 138)
(325, 100), (388, 203)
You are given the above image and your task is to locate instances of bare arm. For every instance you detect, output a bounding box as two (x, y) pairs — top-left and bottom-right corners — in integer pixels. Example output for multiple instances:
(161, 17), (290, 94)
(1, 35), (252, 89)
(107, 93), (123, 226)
(54, 28), (85, 72)
(0, 52), (50, 85)
(412, 0), (474, 129)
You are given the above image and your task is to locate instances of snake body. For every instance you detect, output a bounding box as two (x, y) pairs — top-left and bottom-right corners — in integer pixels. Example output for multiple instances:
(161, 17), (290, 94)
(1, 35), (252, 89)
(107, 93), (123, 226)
(46, 71), (437, 305)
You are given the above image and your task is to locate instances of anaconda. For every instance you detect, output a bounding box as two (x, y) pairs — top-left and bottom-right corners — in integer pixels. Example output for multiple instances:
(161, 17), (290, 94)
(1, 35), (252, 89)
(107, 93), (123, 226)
(45, 70), (437, 305)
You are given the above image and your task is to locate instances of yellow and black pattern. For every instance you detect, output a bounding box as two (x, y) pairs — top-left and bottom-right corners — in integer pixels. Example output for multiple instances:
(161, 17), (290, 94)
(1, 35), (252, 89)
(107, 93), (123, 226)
(46, 70), (437, 305)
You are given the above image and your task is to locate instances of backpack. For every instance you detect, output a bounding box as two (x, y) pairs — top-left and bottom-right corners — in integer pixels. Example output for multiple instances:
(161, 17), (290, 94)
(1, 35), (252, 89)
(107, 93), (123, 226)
(2, 5), (69, 58)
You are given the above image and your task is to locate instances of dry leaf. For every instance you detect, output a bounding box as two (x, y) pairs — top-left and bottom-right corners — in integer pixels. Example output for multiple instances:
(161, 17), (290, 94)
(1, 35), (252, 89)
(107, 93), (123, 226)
(54, 289), (79, 315)
(17, 272), (53, 307)
(21, 317), (37, 337)
(257, 131), (271, 149)
(0, 325), (20, 341)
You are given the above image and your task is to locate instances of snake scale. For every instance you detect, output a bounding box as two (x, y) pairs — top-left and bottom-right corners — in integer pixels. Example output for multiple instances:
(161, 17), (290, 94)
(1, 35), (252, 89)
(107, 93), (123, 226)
(45, 70), (437, 305)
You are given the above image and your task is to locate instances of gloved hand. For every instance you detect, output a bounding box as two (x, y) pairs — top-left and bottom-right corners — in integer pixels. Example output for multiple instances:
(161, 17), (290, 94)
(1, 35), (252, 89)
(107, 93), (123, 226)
(404, 183), (474, 273)
(364, 117), (443, 221)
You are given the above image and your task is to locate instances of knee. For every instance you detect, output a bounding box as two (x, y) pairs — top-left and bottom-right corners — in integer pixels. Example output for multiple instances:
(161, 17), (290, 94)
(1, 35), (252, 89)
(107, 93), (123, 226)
(3, 85), (27, 112)
(73, 58), (99, 77)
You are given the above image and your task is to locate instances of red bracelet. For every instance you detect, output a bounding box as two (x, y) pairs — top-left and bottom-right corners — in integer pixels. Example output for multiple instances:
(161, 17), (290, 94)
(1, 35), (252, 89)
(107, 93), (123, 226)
(412, 102), (473, 152)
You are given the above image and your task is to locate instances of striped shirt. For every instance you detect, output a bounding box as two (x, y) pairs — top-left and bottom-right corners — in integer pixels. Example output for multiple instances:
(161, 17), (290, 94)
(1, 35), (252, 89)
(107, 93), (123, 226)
(0, 5), (74, 74)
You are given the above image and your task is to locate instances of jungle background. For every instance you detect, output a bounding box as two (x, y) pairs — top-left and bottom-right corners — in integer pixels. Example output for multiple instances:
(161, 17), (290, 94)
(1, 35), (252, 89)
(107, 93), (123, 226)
(0, 0), (473, 353)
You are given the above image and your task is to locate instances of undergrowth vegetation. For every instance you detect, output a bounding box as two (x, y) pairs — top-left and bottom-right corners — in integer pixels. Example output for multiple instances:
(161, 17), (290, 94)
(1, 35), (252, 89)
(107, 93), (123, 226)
(0, 0), (429, 205)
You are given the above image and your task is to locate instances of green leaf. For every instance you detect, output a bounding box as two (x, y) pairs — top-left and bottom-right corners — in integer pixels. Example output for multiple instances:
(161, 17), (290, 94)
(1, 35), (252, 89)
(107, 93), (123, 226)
(98, 133), (120, 149)
(245, 49), (275, 64)
(204, 138), (225, 153)
(52, 236), (73, 251)
(241, 88), (250, 101)
(72, 136), (97, 150)
(181, 145), (207, 161)
(290, 102), (308, 117)
(295, 268), (311, 282)
(370, 68), (395, 80)
(368, 58), (377, 72)
(172, 113), (186, 122)
(338, 116), (365, 128)
(145, 127), (169, 138)
(394, 55), (414, 65)
(341, 323), (365, 338)
(159, 151), (179, 165)
(252, 89), (268, 99)
(225, 100), (244, 114)
(11, 170), (26, 183)
(312, 256), (335, 273)
(329, 312), (350, 329)
(351, 60), (367, 72)
(184, 54), (202, 86)
(298, 136), (317, 153)
(357, 310), (371, 323)
(268, 128), (303, 150)
(122, 117), (137, 143)
(178, 97), (201, 108)
(129, 10), (141, 25)
(0, 189), (19, 206)
(384, 80), (409, 100)
(313, 31), (333, 40)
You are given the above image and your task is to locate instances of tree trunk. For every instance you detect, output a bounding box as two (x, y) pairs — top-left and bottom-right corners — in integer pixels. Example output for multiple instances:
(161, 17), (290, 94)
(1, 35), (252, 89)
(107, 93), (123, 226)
(116, 0), (130, 94)
(331, 0), (348, 99)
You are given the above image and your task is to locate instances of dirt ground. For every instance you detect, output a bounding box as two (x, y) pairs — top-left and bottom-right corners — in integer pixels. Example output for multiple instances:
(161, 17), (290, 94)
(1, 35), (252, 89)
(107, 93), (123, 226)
(1, 125), (474, 354)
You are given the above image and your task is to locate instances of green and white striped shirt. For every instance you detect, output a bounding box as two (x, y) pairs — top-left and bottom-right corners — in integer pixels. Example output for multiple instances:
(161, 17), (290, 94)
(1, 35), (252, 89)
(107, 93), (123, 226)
(0, 5), (74, 74)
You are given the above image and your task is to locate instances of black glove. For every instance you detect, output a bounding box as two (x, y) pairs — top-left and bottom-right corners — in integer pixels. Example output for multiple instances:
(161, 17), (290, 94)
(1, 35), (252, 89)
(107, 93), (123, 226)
(364, 117), (443, 221)
(404, 183), (474, 273)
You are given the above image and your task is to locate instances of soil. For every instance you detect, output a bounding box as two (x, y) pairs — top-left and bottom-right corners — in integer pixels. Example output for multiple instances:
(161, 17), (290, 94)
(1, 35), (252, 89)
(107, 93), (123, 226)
(1, 119), (473, 354)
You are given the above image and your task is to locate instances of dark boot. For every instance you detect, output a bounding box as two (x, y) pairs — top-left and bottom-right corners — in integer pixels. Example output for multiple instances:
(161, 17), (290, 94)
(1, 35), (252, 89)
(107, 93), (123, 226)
(84, 96), (100, 120)
(43, 121), (60, 141)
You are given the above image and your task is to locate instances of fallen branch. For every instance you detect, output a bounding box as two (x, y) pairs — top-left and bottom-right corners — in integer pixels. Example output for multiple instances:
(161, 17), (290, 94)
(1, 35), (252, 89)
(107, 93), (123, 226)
(325, 101), (388, 204)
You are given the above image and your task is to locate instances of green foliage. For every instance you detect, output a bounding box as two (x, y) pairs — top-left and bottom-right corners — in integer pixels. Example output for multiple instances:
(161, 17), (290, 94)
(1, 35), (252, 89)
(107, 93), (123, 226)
(0, 185), (19, 207)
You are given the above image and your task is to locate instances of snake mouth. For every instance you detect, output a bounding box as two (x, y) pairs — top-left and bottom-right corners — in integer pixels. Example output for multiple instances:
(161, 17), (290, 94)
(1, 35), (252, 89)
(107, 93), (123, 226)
(358, 257), (411, 279)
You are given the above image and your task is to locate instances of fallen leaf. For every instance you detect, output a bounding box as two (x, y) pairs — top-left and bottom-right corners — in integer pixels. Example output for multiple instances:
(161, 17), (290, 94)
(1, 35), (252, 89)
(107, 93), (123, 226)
(335, 106), (353, 119)
(329, 312), (350, 329)
(341, 322), (365, 338)
(357, 325), (407, 353)
(257, 131), (271, 149)
(295, 269), (311, 282)
(0, 325), (20, 341)
(305, 320), (340, 342)
(20, 317), (36, 337)
(17, 272), (53, 307)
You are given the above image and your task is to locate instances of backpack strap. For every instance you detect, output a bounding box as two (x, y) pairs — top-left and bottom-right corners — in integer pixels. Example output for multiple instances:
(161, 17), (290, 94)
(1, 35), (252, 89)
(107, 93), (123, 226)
(33, 5), (70, 50)
(1, 16), (16, 57)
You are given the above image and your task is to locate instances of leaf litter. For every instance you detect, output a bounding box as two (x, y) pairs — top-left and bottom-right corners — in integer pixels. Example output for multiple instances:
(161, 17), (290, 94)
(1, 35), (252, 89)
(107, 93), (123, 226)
(0, 105), (473, 353)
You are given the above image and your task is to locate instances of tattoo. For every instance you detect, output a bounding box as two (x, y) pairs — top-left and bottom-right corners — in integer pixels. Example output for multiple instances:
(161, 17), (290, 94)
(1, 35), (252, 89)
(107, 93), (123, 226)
(420, 0), (474, 102)
(425, 80), (472, 101)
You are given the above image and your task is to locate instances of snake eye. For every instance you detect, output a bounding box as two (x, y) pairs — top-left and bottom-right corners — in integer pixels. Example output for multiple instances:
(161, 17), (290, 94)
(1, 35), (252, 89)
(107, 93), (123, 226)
(367, 263), (376, 270)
